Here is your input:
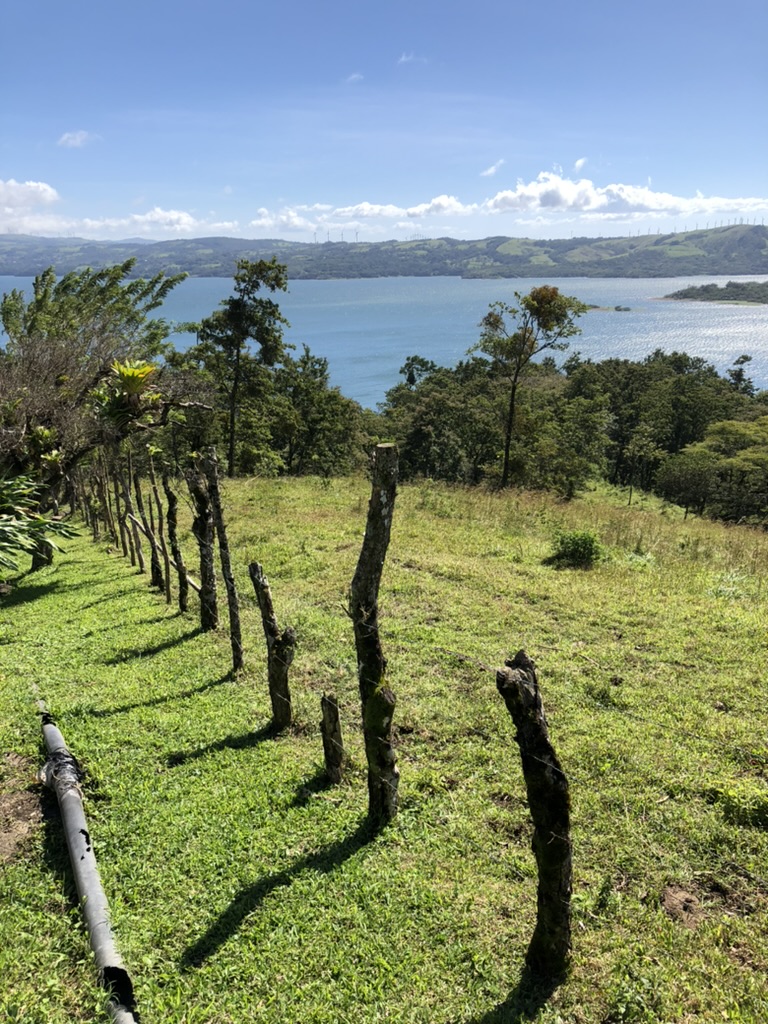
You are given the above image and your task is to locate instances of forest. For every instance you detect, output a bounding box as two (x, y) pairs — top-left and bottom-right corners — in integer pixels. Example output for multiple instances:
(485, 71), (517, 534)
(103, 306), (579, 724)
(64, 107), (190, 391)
(665, 280), (768, 304)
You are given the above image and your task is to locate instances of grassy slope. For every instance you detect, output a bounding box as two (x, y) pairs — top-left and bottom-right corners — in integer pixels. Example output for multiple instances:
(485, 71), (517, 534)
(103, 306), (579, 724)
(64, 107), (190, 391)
(1, 478), (767, 1023)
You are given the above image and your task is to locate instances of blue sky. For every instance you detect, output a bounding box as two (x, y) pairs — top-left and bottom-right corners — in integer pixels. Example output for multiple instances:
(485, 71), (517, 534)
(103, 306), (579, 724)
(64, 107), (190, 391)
(2, 0), (766, 242)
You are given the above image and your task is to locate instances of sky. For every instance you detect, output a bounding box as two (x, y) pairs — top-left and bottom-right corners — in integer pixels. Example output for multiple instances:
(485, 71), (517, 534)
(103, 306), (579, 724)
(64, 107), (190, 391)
(2, 0), (767, 244)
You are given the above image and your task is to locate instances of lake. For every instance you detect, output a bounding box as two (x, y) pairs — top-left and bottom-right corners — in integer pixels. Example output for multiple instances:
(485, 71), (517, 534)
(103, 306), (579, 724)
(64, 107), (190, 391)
(2, 273), (767, 409)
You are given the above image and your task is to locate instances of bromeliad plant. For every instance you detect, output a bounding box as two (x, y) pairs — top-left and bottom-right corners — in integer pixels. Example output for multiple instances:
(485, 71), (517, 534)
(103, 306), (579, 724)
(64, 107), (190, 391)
(91, 360), (162, 434)
(0, 474), (75, 571)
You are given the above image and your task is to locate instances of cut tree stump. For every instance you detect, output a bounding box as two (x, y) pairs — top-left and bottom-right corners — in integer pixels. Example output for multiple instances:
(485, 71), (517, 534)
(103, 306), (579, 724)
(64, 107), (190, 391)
(320, 694), (346, 783)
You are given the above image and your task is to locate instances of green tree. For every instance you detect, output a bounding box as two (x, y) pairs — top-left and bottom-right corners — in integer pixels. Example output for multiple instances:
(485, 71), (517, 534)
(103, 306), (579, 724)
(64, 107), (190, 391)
(270, 345), (367, 475)
(0, 260), (184, 487)
(194, 258), (288, 476)
(473, 286), (587, 487)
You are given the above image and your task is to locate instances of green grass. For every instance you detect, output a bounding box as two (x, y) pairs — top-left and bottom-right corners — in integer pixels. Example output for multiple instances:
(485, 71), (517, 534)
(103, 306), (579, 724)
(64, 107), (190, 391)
(1, 477), (767, 1023)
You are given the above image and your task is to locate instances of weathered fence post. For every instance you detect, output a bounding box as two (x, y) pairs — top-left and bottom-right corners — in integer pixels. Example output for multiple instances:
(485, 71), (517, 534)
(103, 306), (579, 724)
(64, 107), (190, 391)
(349, 443), (399, 829)
(119, 461), (145, 574)
(320, 693), (346, 783)
(203, 448), (243, 672)
(147, 453), (172, 605)
(496, 649), (572, 977)
(186, 459), (218, 632)
(249, 561), (296, 729)
(112, 473), (129, 559)
(133, 469), (164, 591)
(162, 473), (189, 613)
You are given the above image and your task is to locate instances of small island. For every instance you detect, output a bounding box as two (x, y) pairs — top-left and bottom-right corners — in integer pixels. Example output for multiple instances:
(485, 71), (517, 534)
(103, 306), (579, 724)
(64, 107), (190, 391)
(664, 280), (768, 304)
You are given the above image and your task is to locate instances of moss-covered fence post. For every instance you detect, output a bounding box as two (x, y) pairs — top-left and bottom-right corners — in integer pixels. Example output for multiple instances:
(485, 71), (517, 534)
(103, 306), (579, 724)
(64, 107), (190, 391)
(349, 443), (399, 829)
(203, 448), (243, 672)
(185, 458), (218, 632)
(248, 561), (296, 730)
(496, 649), (572, 977)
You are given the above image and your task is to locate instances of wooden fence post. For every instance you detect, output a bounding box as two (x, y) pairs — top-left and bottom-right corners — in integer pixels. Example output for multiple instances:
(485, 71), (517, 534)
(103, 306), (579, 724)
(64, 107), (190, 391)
(186, 459), (218, 632)
(133, 469), (164, 591)
(203, 449), (243, 672)
(320, 694), (346, 783)
(119, 459), (145, 574)
(496, 649), (572, 977)
(249, 561), (296, 729)
(147, 454), (172, 605)
(162, 473), (189, 612)
(349, 443), (399, 829)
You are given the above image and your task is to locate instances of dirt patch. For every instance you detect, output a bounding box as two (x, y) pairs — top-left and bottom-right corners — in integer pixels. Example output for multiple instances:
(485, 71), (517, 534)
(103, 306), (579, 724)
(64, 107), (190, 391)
(661, 885), (703, 929)
(0, 753), (42, 863)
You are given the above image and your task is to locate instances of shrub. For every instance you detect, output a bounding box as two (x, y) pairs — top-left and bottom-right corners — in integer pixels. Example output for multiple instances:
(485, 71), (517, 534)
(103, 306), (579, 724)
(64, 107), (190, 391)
(548, 528), (604, 568)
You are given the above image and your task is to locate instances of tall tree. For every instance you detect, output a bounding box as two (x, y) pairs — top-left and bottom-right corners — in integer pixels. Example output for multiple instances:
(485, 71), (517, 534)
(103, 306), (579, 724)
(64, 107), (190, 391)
(473, 286), (587, 487)
(194, 258), (289, 476)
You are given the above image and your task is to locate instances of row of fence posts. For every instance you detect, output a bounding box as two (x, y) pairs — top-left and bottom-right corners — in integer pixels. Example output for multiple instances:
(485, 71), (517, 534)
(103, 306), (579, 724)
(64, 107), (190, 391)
(73, 441), (572, 978)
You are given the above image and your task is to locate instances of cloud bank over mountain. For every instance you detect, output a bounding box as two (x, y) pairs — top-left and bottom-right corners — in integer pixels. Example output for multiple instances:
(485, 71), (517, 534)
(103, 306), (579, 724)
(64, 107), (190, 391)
(2, 171), (765, 242)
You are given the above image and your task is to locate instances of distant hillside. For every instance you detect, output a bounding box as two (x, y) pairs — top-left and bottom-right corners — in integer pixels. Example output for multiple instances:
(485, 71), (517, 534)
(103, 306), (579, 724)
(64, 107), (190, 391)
(1, 224), (767, 280)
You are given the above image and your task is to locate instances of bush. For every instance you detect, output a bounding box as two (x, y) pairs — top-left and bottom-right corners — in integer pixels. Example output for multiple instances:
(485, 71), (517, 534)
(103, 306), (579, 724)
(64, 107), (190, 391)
(548, 528), (604, 568)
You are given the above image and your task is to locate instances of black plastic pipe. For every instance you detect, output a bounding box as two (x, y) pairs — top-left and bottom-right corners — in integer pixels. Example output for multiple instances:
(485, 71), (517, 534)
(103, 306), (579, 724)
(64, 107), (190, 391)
(39, 713), (139, 1023)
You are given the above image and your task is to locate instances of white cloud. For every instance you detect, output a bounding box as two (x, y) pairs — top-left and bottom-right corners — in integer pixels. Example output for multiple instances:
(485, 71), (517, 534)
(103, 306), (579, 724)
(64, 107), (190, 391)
(406, 195), (473, 218)
(0, 178), (59, 209)
(57, 130), (98, 148)
(344, 72), (363, 84)
(334, 201), (406, 218)
(480, 159), (505, 178)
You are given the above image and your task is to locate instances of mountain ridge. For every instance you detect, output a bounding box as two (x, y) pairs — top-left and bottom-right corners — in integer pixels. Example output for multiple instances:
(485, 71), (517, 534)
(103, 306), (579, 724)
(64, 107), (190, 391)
(0, 224), (766, 280)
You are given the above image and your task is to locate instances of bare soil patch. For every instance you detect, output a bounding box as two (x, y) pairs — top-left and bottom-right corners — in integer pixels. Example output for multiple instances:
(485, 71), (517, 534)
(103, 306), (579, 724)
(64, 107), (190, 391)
(0, 752), (42, 863)
(661, 885), (703, 928)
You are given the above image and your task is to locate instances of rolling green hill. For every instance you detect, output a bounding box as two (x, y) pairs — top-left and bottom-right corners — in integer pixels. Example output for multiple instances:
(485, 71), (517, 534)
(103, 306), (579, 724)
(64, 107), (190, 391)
(1, 224), (767, 280)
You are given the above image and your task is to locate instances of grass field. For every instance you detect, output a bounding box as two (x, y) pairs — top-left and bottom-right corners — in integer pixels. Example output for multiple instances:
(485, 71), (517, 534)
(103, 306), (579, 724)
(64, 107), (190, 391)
(1, 476), (767, 1023)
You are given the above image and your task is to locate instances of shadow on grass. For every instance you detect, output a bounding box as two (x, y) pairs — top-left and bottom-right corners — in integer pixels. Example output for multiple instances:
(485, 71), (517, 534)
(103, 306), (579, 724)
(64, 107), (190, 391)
(166, 722), (280, 767)
(464, 968), (565, 1024)
(103, 627), (203, 664)
(0, 579), (60, 608)
(181, 818), (375, 969)
(289, 766), (335, 807)
(76, 586), (145, 610)
(65, 671), (234, 721)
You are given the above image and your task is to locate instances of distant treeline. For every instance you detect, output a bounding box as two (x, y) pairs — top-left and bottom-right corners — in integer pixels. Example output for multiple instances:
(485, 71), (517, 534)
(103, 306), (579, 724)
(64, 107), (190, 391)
(1, 224), (767, 280)
(665, 280), (768, 304)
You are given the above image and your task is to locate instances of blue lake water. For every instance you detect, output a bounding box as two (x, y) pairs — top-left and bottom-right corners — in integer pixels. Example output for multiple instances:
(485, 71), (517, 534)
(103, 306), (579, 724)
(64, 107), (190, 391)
(2, 273), (767, 409)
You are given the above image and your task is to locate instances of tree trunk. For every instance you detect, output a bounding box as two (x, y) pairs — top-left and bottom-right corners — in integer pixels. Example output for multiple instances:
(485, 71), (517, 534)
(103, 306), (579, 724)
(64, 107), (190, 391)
(147, 456), (172, 605)
(227, 348), (241, 478)
(30, 538), (54, 571)
(203, 448), (243, 671)
(112, 474), (129, 559)
(496, 650), (572, 977)
(501, 379), (519, 489)
(119, 461), (145, 574)
(97, 457), (118, 545)
(133, 470), (164, 591)
(249, 561), (296, 729)
(349, 443), (399, 829)
(162, 473), (189, 612)
(185, 460), (218, 631)
(320, 693), (346, 783)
